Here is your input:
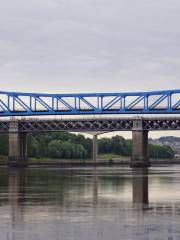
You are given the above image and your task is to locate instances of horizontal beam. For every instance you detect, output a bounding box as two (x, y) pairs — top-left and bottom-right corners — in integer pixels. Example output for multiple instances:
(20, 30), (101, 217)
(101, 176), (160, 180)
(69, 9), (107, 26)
(0, 117), (180, 132)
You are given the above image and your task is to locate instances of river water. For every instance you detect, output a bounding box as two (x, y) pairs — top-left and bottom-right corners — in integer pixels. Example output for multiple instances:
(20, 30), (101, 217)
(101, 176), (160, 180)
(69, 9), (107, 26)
(0, 165), (180, 239)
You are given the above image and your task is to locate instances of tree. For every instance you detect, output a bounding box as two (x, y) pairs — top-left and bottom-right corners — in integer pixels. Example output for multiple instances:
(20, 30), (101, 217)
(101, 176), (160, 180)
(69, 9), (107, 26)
(0, 133), (8, 155)
(98, 138), (112, 154)
(48, 140), (63, 158)
(28, 135), (40, 157)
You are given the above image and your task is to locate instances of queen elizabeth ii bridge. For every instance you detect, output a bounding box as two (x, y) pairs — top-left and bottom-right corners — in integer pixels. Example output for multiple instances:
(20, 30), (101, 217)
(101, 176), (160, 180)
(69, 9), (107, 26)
(0, 89), (179, 167)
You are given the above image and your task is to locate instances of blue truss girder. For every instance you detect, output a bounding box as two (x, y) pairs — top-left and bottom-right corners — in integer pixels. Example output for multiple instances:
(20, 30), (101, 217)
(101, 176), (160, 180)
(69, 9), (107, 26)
(79, 97), (97, 110)
(149, 94), (168, 109)
(35, 97), (52, 111)
(0, 99), (9, 111)
(103, 96), (122, 110)
(173, 100), (180, 109)
(126, 96), (144, 109)
(15, 96), (31, 111)
(57, 97), (75, 111)
(0, 89), (179, 116)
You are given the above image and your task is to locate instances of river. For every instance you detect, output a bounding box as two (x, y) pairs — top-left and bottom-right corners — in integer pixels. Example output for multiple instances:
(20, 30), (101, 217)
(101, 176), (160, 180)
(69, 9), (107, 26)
(0, 165), (180, 239)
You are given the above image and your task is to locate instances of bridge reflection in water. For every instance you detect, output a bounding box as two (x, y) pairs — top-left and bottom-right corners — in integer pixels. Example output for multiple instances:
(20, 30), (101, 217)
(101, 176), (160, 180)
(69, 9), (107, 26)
(132, 168), (149, 207)
(2, 167), (180, 239)
(7, 167), (149, 206)
(7, 167), (149, 227)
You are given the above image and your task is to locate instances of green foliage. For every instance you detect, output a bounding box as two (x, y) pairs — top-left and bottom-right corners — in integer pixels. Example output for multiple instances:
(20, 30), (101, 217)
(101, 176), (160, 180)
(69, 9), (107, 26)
(98, 138), (112, 153)
(28, 135), (40, 157)
(27, 132), (89, 159)
(149, 144), (174, 159)
(98, 136), (130, 156)
(47, 140), (87, 159)
(0, 132), (175, 160)
(0, 134), (8, 155)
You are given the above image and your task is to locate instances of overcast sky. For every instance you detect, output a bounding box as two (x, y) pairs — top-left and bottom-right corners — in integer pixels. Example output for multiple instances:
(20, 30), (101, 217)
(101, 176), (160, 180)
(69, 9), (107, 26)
(0, 0), (179, 138)
(0, 0), (179, 93)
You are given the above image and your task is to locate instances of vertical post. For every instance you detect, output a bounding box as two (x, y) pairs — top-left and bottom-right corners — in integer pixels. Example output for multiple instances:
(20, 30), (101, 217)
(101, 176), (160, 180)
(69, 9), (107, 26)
(8, 121), (27, 167)
(131, 118), (150, 168)
(92, 135), (98, 164)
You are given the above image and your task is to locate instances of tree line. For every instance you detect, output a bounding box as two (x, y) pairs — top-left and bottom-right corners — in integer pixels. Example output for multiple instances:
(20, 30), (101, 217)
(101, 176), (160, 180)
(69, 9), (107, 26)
(0, 133), (175, 159)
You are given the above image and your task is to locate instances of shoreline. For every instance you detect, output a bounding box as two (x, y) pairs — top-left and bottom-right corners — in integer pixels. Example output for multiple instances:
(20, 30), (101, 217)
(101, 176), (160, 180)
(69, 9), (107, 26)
(0, 158), (180, 168)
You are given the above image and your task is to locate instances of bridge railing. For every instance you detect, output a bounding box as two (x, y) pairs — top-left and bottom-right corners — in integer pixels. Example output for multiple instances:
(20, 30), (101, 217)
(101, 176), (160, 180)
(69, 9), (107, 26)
(0, 89), (179, 116)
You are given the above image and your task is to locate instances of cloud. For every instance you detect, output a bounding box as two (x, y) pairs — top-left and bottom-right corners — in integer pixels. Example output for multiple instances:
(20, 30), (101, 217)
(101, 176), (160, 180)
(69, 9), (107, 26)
(0, 0), (179, 93)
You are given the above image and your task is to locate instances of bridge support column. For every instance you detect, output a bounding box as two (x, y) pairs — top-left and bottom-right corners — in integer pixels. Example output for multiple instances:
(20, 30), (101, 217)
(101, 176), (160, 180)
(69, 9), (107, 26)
(92, 135), (98, 164)
(8, 121), (27, 167)
(131, 119), (150, 168)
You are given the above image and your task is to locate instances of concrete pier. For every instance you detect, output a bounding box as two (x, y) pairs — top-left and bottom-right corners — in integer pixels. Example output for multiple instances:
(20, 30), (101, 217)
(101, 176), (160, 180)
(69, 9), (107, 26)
(92, 135), (98, 163)
(131, 119), (150, 168)
(8, 121), (27, 167)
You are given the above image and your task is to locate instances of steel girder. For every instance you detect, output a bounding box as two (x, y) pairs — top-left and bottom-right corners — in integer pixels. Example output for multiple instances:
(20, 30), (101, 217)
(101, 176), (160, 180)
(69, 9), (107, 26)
(143, 119), (180, 130)
(0, 121), (9, 132)
(0, 118), (180, 132)
(18, 119), (133, 132)
(0, 89), (179, 116)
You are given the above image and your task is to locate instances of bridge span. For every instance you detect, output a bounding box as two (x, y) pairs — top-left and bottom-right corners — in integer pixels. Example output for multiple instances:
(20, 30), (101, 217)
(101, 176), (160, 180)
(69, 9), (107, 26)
(1, 116), (179, 168)
(0, 89), (179, 116)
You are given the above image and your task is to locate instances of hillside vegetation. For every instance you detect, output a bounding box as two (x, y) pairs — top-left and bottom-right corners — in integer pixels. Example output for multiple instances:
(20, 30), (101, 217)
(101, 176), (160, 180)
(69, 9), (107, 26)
(0, 133), (175, 160)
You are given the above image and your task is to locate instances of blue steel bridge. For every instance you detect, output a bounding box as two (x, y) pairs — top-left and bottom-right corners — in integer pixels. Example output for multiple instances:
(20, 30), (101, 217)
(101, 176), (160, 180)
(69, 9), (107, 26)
(0, 89), (179, 116)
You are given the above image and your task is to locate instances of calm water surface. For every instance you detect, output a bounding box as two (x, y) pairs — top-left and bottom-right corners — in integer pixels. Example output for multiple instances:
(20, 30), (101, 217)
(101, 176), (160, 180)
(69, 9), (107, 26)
(0, 165), (180, 239)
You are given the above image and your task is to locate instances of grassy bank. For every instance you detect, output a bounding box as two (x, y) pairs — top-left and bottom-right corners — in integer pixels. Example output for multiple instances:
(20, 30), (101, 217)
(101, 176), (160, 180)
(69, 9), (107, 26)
(0, 155), (8, 164)
(28, 154), (129, 164)
(0, 154), (129, 165)
(0, 154), (178, 166)
(99, 153), (129, 160)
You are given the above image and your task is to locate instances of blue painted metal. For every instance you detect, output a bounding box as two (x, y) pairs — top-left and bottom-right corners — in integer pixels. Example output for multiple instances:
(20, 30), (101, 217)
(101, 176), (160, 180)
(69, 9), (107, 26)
(0, 89), (179, 116)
